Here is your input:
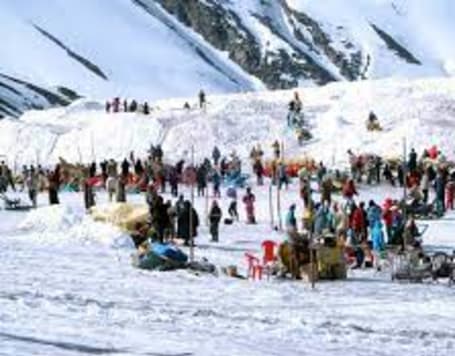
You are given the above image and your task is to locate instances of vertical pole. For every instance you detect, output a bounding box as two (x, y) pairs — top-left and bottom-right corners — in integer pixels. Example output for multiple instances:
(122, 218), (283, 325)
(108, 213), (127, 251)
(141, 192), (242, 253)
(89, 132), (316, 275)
(269, 183), (274, 229)
(190, 145), (195, 262)
(277, 142), (284, 231)
(309, 231), (316, 289)
(402, 137), (407, 248)
(205, 185), (209, 227)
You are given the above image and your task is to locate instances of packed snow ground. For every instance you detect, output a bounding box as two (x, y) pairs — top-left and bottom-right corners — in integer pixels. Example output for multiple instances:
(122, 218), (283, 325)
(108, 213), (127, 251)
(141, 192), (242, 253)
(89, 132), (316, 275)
(1, 77), (455, 168)
(1, 180), (455, 356)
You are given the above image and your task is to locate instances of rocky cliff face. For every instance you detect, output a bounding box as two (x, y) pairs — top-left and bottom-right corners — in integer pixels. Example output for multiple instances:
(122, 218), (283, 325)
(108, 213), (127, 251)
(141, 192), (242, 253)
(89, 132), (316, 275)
(1, 0), (434, 117)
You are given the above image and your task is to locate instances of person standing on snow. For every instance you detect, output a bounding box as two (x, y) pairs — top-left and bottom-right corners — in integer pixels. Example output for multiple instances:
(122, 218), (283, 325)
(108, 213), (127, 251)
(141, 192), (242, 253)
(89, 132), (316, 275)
(106, 159), (118, 202)
(199, 89), (206, 109)
(208, 200), (222, 242)
(342, 179), (357, 202)
(272, 141), (281, 160)
(212, 146), (221, 166)
(226, 185), (239, 222)
(408, 148), (417, 173)
(446, 176), (455, 210)
(26, 166), (39, 208)
(177, 200), (199, 246)
(212, 168), (222, 198)
(285, 204), (297, 233)
(47, 166), (60, 205)
(242, 187), (256, 224)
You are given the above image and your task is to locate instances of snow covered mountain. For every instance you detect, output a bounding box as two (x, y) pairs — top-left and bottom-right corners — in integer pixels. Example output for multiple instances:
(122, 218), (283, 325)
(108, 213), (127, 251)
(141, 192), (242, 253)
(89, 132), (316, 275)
(1, 0), (455, 117)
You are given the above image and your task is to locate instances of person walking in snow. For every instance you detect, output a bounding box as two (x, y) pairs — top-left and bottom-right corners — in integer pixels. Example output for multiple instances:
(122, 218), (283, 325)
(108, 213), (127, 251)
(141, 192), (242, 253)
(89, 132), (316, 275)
(199, 89), (206, 109)
(242, 187), (256, 224)
(208, 200), (222, 242)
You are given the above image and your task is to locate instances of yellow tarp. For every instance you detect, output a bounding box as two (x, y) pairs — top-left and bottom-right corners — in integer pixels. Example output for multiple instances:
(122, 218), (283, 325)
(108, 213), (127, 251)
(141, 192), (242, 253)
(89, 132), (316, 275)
(90, 203), (149, 232)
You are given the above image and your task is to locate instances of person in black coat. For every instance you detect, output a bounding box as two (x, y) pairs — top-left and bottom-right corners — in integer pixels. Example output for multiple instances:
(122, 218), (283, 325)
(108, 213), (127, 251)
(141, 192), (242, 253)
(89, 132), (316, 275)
(150, 196), (168, 242)
(408, 148), (417, 173)
(121, 158), (130, 178)
(208, 201), (222, 242)
(177, 201), (199, 246)
(89, 162), (97, 178)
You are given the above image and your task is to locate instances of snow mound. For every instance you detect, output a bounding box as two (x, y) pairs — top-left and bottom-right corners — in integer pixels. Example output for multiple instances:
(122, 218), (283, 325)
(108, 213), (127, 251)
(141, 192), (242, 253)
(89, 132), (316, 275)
(1, 77), (455, 167)
(17, 204), (132, 248)
(18, 205), (83, 233)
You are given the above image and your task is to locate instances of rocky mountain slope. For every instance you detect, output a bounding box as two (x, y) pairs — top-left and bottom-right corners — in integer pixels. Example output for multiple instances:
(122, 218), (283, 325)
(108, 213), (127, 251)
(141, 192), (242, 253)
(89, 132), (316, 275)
(1, 0), (454, 117)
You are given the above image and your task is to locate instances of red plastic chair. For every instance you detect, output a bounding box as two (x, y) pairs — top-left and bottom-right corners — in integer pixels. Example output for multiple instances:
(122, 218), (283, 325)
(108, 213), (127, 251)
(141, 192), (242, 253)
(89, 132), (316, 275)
(261, 240), (277, 279)
(244, 252), (262, 280)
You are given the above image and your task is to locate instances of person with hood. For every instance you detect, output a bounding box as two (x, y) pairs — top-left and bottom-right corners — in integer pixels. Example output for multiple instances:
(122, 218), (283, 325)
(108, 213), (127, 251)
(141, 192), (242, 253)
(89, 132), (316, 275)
(371, 221), (385, 255)
(212, 146), (221, 166)
(285, 204), (297, 233)
(208, 200), (222, 242)
(242, 187), (256, 224)
(367, 200), (382, 230)
(177, 200), (199, 246)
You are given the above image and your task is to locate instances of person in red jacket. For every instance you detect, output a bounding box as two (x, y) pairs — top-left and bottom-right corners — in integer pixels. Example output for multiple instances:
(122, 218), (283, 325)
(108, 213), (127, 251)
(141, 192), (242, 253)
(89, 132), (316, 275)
(382, 198), (394, 243)
(351, 203), (366, 241)
(343, 179), (358, 201)
(446, 179), (455, 210)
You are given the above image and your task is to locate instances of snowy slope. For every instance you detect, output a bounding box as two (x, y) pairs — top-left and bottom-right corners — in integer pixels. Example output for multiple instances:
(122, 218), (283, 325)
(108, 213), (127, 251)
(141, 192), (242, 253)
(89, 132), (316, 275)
(1, 77), (455, 168)
(1, 0), (455, 117)
(0, 0), (262, 117)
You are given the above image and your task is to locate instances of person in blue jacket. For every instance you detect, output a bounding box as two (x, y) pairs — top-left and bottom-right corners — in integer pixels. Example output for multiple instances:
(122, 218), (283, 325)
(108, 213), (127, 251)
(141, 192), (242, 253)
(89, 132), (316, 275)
(367, 200), (382, 230)
(285, 204), (297, 232)
(371, 221), (385, 253)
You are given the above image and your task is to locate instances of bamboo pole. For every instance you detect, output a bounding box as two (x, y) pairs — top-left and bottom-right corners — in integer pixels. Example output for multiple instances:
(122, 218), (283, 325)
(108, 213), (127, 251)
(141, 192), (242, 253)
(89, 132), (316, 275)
(189, 145), (195, 262)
